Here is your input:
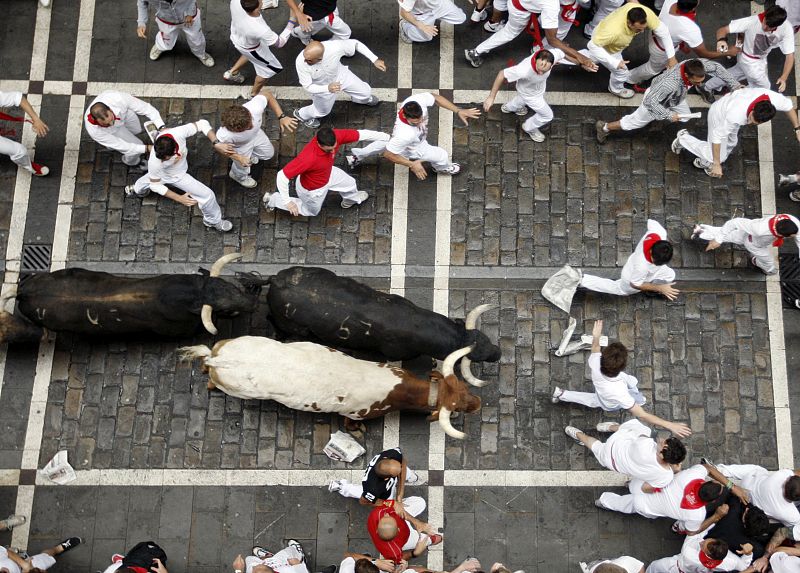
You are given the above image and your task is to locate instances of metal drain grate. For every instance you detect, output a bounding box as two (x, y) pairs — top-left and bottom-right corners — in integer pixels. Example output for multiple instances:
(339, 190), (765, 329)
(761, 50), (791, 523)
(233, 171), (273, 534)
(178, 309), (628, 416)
(780, 254), (800, 309)
(18, 244), (52, 285)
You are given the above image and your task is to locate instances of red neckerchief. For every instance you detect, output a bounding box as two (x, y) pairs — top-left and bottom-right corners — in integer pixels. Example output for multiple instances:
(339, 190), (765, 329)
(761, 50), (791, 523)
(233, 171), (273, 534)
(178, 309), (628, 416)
(680, 479), (706, 509)
(86, 112), (120, 127)
(676, 6), (696, 21)
(747, 94), (771, 117)
(157, 133), (180, 157)
(698, 550), (723, 570)
(758, 11), (766, 23)
(531, 49), (546, 74)
(642, 232), (661, 263)
(510, 0), (544, 48)
(679, 62), (693, 87)
(561, 1), (580, 25)
(769, 214), (791, 246)
(398, 108), (410, 125)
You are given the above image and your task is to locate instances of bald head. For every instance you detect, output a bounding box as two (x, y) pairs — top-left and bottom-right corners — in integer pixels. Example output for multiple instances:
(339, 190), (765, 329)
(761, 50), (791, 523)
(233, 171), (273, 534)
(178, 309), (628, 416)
(376, 459), (402, 477)
(377, 515), (399, 541)
(303, 41), (325, 65)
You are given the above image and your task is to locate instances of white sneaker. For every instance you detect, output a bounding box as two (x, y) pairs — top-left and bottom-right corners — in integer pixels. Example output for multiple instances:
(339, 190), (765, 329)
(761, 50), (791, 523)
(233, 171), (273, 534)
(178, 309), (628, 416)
(671, 129), (687, 154)
(197, 53), (215, 67)
(204, 219), (233, 232)
(231, 173), (258, 188)
(223, 69), (246, 84)
(399, 23), (413, 44)
(501, 103), (527, 116)
(779, 173), (797, 187)
(149, 44), (163, 61)
(527, 128), (545, 142)
(438, 163), (460, 175)
(341, 191), (369, 208)
(470, 7), (488, 21)
(328, 479), (345, 492)
(262, 0), (279, 8)
(564, 426), (584, 445)
(596, 422), (618, 433)
(0, 515), (26, 531)
(693, 158), (712, 175)
(609, 86), (634, 99)
(484, 20), (505, 33)
(262, 192), (275, 211)
(405, 469), (420, 484)
(345, 155), (361, 170)
(551, 386), (563, 403)
(39, 0), (51, 6)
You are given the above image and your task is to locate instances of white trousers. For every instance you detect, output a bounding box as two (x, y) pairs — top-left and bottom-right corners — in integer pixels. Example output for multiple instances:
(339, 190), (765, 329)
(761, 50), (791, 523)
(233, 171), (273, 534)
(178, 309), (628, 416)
(475, 3), (531, 55)
(628, 40), (670, 85)
(409, 141), (451, 170)
(350, 140), (389, 161)
(619, 97), (690, 131)
(268, 167), (361, 216)
(337, 466), (419, 499)
(155, 8), (206, 57)
(771, 553), (800, 573)
(584, 0), (625, 37)
(677, 124), (738, 168)
(580, 266), (676, 296)
(582, 42), (630, 92)
(133, 172), (223, 225)
(646, 556), (680, 573)
(560, 387), (645, 411)
(102, 110), (147, 166)
(696, 225), (776, 274)
(706, 54), (769, 91)
(230, 131), (275, 181)
(246, 545), (310, 573)
(236, 43), (283, 79)
(0, 134), (34, 172)
(504, 93), (554, 130)
(292, 8), (352, 44)
(401, 0), (467, 42)
(297, 68), (373, 120)
(399, 496), (429, 550)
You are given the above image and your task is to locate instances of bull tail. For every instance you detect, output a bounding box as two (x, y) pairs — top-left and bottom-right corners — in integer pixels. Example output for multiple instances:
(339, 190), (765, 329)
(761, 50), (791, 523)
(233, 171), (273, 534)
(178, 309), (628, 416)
(177, 345), (213, 362)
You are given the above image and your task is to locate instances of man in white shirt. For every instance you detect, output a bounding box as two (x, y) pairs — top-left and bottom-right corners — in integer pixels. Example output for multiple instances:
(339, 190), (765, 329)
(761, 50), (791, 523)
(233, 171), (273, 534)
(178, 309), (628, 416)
(136, 0), (214, 66)
(0, 538), (81, 573)
(566, 419), (686, 491)
(125, 121), (234, 232)
(482, 48), (564, 142)
(84, 90), (164, 169)
(0, 91), (49, 176)
(693, 214), (800, 275)
(293, 39), (386, 129)
(398, 0), (466, 43)
(232, 540), (310, 573)
(672, 87), (800, 178)
(628, 0), (731, 87)
(646, 534), (753, 573)
(225, 0), (294, 100)
(580, 219), (679, 300)
(580, 556), (645, 573)
(707, 5), (795, 92)
(214, 90), (297, 188)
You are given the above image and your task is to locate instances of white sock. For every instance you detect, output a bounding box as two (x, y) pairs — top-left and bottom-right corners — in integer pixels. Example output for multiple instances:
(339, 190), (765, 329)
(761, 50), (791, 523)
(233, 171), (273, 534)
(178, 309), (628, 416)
(602, 123), (609, 132)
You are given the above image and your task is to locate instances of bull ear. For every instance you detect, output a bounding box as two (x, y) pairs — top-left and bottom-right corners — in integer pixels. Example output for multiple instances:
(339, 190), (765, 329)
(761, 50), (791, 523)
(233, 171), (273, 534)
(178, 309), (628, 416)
(427, 410), (440, 421)
(454, 318), (465, 327)
(198, 267), (210, 277)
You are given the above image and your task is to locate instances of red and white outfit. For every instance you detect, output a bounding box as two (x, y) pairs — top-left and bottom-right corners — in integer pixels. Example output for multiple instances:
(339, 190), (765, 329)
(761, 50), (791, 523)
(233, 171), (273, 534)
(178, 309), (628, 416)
(0, 546), (56, 573)
(542, 0), (590, 45)
(388, 93), (453, 171)
(267, 129), (387, 216)
(500, 48), (564, 134)
(0, 91), (40, 174)
(559, 351), (644, 411)
(245, 544), (309, 573)
(676, 88), (793, 168)
(366, 497), (429, 561)
(132, 121), (224, 226)
(583, 0), (624, 38)
(399, 0), (466, 43)
(598, 464), (711, 532)
(646, 533), (753, 573)
(583, 557), (644, 573)
(706, 12), (795, 91)
(136, 0), (207, 58)
(216, 95), (275, 183)
(295, 39), (379, 122)
(84, 91), (164, 166)
(716, 464), (800, 539)
(473, 0), (559, 57)
(589, 419), (676, 488)
(695, 214), (800, 275)
(580, 219), (675, 296)
(628, 0), (704, 85)
(230, 0), (288, 79)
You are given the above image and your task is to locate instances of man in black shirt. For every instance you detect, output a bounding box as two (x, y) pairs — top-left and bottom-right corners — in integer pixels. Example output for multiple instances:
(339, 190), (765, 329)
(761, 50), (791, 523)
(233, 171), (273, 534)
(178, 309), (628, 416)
(704, 497), (776, 560)
(286, 0), (351, 45)
(329, 447), (420, 515)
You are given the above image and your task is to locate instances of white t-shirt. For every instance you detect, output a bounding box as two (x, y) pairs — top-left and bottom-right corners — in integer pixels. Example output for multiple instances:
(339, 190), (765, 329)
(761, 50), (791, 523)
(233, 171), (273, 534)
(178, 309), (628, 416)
(0, 91), (22, 109)
(216, 95), (268, 147)
(633, 465), (709, 531)
(246, 546), (309, 573)
(386, 92), (436, 157)
(678, 533), (752, 573)
(589, 556), (644, 573)
(658, 0), (704, 49)
(728, 13), (795, 58)
(147, 123), (199, 185)
(740, 468), (800, 538)
(515, 0), (559, 29)
(603, 419), (675, 488)
(620, 219), (670, 288)
(0, 547), (56, 573)
(503, 48), (564, 99)
(710, 88), (794, 144)
(230, 0), (278, 50)
(588, 352), (639, 411)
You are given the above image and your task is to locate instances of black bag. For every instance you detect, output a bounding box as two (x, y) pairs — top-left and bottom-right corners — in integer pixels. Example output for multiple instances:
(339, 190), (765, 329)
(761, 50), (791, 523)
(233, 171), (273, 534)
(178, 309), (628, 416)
(122, 541), (168, 569)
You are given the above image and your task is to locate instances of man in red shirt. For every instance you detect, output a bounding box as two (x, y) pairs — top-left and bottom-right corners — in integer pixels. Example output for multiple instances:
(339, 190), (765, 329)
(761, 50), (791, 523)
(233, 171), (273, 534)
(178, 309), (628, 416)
(264, 126), (388, 216)
(366, 497), (442, 562)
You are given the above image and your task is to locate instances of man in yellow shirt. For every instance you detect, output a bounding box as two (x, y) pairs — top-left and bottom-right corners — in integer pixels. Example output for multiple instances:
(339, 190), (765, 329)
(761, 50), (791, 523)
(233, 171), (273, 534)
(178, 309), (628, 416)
(580, 4), (677, 98)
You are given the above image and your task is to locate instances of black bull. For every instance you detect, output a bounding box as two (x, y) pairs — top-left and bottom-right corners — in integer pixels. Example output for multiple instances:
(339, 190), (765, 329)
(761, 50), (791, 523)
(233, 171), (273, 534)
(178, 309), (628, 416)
(266, 266), (501, 363)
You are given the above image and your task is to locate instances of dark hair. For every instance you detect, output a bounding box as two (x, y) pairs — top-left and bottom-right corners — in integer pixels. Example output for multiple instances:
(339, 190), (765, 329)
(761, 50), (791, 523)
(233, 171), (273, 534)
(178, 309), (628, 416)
(752, 101), (777, 124)
(594, 565), (626, 573)
(600, 342), (628, 378)
(535, 49), (555, 65)
(743, 506), (771, 538)
(154, 135), (177, 160)
(627, 7), (647, 24)
(784, 476), (800, 501)
(241, 0), (261, 11)
(220, 105), (252, 132)
(676, 0), (698, 11)
(699, 481), (724, 502)
(316, 127), (337, 148)
(684, 59), (706, 79)
(661, 437), (687, 464)
(651, 240), (673, 266)
(355, 559), (380, 573)
(764, 5), (788, 29)
(90, 102), (111, 120)
(776, 219), (798, 237)
(402, 101), (424, 120)
(705, 539), (729, 560)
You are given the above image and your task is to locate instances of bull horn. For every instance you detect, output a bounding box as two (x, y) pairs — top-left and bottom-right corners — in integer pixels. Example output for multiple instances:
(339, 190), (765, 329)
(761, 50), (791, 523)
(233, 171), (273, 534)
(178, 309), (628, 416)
(0, 288), (17, 313)
(438, 407), (466, 439)
(442, 345), (474, 377)
(465, 303), (495, 330)
(201, 305), (218, 335)
(209, 252), (243, 277)
(460, 357), (488, 387)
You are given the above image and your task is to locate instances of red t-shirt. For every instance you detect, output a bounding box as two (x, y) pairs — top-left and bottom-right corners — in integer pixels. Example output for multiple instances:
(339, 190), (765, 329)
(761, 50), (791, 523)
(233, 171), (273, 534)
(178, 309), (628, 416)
(367, 504), (410, 561)
(282, 129), (360, 191)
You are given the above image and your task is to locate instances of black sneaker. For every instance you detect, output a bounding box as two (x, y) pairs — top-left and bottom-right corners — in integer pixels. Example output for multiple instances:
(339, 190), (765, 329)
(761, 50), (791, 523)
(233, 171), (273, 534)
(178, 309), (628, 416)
(59, 537), (82, 554)
(287, 540), (305, 562)
(253, 546), (273, 559)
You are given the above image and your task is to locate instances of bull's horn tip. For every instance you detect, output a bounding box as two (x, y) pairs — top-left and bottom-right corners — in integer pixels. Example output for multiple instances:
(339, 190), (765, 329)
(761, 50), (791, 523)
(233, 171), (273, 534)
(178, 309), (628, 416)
(460, 357), (488, 387)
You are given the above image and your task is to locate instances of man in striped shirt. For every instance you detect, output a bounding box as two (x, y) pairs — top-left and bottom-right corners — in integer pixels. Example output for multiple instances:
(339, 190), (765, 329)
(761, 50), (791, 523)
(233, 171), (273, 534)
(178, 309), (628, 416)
(596, 58), (740, 143)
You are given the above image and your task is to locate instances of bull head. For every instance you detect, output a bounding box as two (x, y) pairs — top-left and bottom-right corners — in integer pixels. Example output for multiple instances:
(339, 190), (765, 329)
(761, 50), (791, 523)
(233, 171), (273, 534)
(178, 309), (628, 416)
(0, 291), (45, 345)
(460, 304), (496, 387)
(434, 345), (482, 439)
(201, 252), (244, 335)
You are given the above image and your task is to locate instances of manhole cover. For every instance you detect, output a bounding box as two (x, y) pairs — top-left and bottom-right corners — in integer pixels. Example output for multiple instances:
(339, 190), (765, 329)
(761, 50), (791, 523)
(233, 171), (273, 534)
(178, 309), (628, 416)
(19, 244), (51, 285)
(780, 254), (800, 309)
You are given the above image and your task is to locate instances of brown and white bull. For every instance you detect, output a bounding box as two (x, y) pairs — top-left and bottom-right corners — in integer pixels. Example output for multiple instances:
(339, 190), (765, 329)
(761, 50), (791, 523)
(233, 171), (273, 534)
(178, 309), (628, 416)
(179, 338), (481, 439)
